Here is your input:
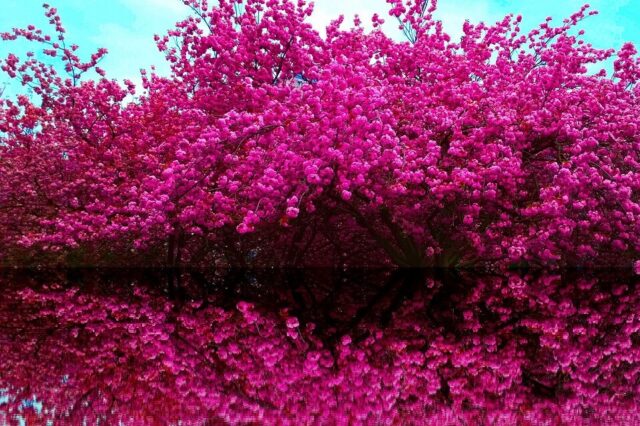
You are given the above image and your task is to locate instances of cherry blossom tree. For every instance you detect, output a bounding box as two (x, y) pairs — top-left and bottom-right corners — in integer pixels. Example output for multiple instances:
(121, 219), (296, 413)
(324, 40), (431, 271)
(1, 0), (639, 268)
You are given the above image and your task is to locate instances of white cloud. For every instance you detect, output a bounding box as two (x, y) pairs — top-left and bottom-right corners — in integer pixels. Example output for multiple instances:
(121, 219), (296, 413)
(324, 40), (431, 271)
(91, 23), (168, 82)
(86, 0), (191, 87)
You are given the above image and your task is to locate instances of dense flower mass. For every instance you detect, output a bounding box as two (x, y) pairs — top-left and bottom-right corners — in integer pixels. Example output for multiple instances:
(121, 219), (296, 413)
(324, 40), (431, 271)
(0, 269), (639, 424)
(1, 0), (640, 267)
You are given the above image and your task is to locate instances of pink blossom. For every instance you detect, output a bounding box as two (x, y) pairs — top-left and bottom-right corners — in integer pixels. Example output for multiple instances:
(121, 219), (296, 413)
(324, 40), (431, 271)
(0, 0), (638, 270)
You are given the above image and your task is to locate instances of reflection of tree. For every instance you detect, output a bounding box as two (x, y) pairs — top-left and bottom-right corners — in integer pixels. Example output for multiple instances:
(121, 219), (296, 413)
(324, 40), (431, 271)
(0, 269), (639, 424)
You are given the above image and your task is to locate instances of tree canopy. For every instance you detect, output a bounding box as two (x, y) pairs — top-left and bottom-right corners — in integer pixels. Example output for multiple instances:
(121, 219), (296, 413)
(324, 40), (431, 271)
(1, 0), (639, 268)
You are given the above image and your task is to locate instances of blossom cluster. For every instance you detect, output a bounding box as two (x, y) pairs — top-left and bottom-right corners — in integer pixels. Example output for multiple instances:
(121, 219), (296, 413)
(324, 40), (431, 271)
(1, 1), (639, 267)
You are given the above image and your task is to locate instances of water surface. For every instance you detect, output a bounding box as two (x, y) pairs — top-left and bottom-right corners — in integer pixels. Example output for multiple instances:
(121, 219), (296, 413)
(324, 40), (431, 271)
(0, 269), (638, 425)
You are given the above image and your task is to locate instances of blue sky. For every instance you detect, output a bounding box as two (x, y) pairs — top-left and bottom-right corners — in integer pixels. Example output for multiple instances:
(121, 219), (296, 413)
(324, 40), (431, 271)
(0, 0), (638, 96)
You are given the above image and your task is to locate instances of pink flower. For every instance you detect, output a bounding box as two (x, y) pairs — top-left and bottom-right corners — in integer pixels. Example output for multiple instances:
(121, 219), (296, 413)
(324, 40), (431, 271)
(285, 207), (299, 218)
(236, 301), (253, 313)
(286, 317), (299, 329)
